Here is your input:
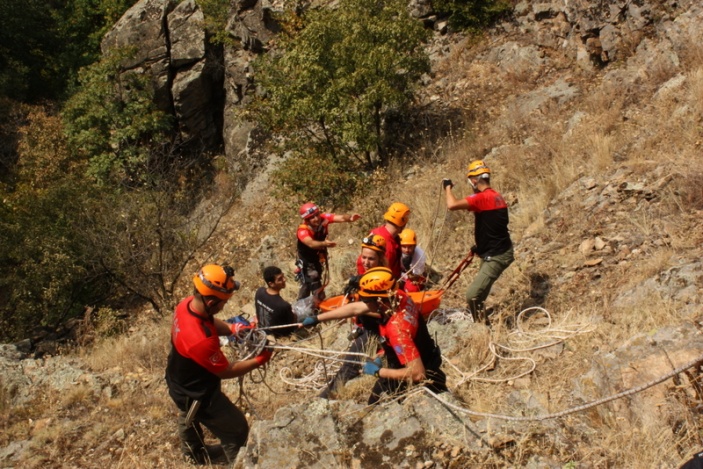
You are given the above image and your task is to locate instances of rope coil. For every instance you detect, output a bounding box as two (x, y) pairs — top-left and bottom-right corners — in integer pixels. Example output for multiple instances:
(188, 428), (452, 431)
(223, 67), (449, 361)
(227, 307), (703, 425)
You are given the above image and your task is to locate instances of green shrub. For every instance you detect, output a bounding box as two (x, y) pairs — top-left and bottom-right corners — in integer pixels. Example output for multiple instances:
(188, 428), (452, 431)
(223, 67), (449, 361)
(62, 49), (172, 186)
(196, 0), (233, 46)
(433, 0), (512, 32)
(247, 0), (429, 199)
(0, 0), (133, 101)
(0, 108), (107, 341)
(271, 152), (363, 209)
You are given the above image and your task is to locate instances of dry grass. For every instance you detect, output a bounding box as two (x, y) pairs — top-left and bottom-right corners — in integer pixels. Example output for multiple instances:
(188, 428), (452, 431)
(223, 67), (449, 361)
(6, 9), (703, 469)
(81, 323), (171, 374)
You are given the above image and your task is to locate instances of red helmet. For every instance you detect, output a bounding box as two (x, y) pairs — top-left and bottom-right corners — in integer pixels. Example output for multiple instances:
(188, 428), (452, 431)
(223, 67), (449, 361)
(299, 203), (320, 219)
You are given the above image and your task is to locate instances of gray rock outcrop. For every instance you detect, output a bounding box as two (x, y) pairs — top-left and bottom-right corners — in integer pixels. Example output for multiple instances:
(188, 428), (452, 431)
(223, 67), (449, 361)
(101, 0), (176, 114)
(99, 0), (218, 149)
(506, 0), (700, 70)
(100, 0), (281, 172)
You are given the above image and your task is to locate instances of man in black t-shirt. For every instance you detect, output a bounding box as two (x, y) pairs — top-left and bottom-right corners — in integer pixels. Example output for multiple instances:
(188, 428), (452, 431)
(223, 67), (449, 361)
(255, 266), (299, 337)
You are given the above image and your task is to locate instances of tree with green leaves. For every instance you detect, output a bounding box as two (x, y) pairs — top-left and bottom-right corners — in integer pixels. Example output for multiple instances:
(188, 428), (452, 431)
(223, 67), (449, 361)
(62, 49), (173, 186)
(246, 0), (430, 206)
(0, 0), (133, 102)
(433, 0), (512, 32)
(0, 108), (107, 341)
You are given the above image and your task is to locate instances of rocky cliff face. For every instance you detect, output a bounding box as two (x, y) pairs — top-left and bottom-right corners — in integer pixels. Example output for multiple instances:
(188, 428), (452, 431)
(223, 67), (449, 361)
(100, 0), (701, 188)
(100, 0), (279, 175)
(2, 1), (702, 467)
(102, 0), (226, 147)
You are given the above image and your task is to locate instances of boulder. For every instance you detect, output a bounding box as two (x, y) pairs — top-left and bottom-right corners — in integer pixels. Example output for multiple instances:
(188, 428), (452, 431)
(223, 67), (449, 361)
(168, 0), (206, 68)
(101, 0), (177, 113)
(573, 323), (703, 422)
(172, 61), (221, 144)
(408, 0), (433, 19)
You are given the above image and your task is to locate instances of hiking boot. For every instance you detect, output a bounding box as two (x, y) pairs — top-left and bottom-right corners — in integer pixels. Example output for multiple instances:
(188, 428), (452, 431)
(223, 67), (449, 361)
(183, 444), (228, 465)
(203, 444), (228, 464)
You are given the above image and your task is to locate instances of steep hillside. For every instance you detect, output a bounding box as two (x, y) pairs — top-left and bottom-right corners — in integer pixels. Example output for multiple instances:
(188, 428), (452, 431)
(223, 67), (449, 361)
(1, 1), (702, 468)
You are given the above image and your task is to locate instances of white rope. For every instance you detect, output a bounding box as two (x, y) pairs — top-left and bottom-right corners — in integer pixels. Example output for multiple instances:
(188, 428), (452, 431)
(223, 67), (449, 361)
(260, 320), (371, 391)
(417, 352), (703, 421)
(429, 306), (594, 385)
(268, 343), (371, 366)
(279, 360), (342, 390)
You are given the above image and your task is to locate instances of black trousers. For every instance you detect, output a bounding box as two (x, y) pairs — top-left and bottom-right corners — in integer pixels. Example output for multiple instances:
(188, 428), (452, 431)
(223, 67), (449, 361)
(320, 329), (373, 397)
(176, 388), (249, 463)
(368, 352), (447, 405)
(297, 261), (323, 300)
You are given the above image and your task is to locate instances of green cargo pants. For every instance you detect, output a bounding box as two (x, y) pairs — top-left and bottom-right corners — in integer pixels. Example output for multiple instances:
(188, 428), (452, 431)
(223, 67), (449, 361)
(466, 247), (514, 323)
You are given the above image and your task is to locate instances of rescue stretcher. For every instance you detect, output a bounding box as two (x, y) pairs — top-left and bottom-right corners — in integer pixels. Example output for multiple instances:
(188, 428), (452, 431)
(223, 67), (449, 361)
(318, 251), (474, 320)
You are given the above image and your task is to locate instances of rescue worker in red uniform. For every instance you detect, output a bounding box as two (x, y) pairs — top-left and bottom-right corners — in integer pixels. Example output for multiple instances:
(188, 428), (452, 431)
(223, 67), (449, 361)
(165, 264), (272, 464)
(303, 267), (447, 404)
(318, 234), (387, 399)
(443, 160), (514, 324)
(398, 229), (427, 293)
(296, 202), (361, 300)
(356, 202), (410, 278)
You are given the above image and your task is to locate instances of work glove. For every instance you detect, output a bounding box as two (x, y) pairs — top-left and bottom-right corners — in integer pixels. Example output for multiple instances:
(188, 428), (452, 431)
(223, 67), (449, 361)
(229, 323), (254, 335)
(302, 316), (320, 327)
(442, 178), (454, 189)
(363, 357), (383, 377)
(343, 275), (361, 296)
(255, 348), (273, 366)
(227, 315), (254, 335)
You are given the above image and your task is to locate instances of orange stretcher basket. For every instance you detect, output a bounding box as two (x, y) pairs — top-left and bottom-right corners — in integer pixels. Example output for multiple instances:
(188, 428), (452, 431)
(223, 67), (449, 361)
(317, 290), (444, 319)
(407, 290), (444, 318)
(317, 251), (474, 319)
(318, 294), (355, 313)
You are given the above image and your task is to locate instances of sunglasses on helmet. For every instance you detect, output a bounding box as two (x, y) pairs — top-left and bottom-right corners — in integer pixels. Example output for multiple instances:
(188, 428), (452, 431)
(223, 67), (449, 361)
(302, 206), (319, 217)
(362, 236), (384, 250)
(199, 266), (240, 294)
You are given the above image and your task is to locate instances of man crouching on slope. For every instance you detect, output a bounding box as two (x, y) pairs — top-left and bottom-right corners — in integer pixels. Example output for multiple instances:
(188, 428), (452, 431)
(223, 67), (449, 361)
(303, 267), (447, 404)
(165, 264), (272, 465)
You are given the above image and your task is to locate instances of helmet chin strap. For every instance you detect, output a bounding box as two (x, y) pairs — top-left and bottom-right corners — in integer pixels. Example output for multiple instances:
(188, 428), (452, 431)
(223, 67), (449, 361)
(468, 174), (489, 192)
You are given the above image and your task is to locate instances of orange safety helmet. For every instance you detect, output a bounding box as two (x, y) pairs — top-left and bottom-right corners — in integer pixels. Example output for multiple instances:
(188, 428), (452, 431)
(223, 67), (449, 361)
(383, 202), (410, 228)
(466, 160), (491, 179)
(299, 203), (320, 219)
(358, 267), (397, 298)
(361, 234), (387, 253)
(193, 264), (239, 300)
(399, 229), (417, 246)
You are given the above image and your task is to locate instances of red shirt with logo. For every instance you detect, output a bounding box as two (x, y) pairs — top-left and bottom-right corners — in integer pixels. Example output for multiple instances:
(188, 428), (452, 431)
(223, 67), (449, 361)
(464, 188), (512, 258)
(378, 291), (421, 365)
(165, 296), (228, 406)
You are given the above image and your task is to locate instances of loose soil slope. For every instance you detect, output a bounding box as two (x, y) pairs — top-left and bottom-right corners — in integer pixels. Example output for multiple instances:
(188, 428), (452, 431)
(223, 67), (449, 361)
(1, 1), (703, 468)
